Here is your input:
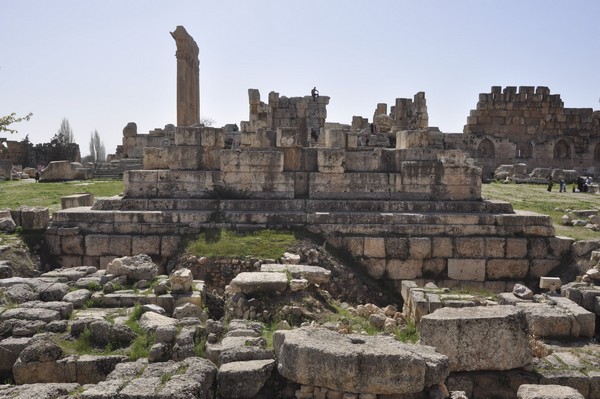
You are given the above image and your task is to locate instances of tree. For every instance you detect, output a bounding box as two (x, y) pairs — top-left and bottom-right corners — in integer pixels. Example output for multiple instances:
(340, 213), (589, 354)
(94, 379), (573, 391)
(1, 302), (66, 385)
(0, 112), (33, 134)
(57, 118), (75, 144)
(88, 129), (106, 163)
(200, 117), (216, 127)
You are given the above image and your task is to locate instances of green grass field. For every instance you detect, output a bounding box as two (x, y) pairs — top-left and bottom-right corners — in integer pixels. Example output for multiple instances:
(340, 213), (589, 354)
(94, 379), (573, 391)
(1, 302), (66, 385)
(482, 181), (600, 241)
(0, 178), (123, 213)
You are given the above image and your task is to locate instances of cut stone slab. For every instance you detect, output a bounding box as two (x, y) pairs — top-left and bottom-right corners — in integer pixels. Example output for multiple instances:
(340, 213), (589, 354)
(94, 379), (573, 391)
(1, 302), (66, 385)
(0, 383), (81, 399)
(80, 357), (217, 399)
(206, 335), (273, 366)
(229, 272), (288, 294)
(516, 303), (575, 339)
(0, 307), (61, 323)
(419, 306), (531, 372)
(517, 384), (584, 399)
(0, 336), (32, 378)
(260, 263), (331, 284)
(139, 311), (177, 333)
(273, 327), (449, 395)
(170, 268), (194, 293)
(218, 359), (276, 398)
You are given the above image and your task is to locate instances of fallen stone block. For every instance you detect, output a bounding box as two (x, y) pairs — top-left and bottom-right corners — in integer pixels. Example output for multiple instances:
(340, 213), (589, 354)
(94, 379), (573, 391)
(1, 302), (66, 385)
(218, 359), (275, 398)
(260, 263), (331, 284)
(419, 306), (531, 372)
(274, 327), (449, 395)
(229, 272), (288, 294)
(0, 383), (81, 399)
(517, 384), (584, 399)
(0, 336), (31, 379)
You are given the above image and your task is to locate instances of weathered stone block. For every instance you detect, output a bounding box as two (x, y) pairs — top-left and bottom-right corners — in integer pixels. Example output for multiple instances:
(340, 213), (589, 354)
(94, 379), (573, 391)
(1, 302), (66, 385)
(85, 234), (111, 256)
(409, 237), (431, 259)
(506, 238), (528, 258)
(343, 237), (364, 257)
(386, 259), (422, 280)
(455, 238), (484, 258)
(530, 259), (561, 278)
(362, 259), (386, 279)
(448, 259), (485, 281)
(385, 237), (409, 258)
(486, 259), (529, 279)
(364, 237), (386, 258)
(274, 328), (449, 395)
(229, 272), (288, 294)
(61, 194), (94, 209)
(131, 236), (161, 256)
(161, 236), (182, 257)
(61, 235), (85, 256)
(317, 149), (345, 173)
(432, 237), (453, 258)
(324, 129), (346, 149)
(419, 306), (531, 371)
(485, 238), (505, 258)
(517, 384), (584, 399)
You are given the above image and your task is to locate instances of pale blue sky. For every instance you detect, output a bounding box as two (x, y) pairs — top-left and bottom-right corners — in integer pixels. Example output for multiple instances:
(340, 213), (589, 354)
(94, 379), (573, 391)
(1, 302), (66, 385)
(1, 0), (599, 157)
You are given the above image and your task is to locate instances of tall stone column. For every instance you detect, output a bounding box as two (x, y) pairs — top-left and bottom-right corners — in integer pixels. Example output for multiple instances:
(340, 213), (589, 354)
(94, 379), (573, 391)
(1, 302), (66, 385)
(171, 26), (200, 127)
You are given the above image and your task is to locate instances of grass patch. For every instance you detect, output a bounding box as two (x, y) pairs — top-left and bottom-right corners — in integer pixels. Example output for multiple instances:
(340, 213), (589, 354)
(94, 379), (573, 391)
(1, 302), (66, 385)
(194, 335), (207, 357)
(129, 332), (154, 361)
(394, 318), (419, 343)
(186, 229), (298, 259)
(482, 181), (600, 241)
(0, 178), (123, 214)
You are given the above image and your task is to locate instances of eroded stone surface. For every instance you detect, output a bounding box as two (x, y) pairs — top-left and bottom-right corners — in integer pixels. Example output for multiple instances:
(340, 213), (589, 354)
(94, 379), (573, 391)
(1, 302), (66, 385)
(273, 327), (449, 395)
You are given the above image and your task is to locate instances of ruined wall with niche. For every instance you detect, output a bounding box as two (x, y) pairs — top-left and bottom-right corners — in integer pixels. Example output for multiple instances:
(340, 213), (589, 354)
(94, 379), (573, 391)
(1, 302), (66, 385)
(113, 122), (177, 160)
(457, 86), (600, 177)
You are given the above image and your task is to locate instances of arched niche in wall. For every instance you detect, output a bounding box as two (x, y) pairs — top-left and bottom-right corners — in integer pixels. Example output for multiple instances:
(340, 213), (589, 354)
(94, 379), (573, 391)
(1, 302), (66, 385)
(478, 138), (495, 158)
(553, 139), (570, 159)
(516, 142), (533, 158)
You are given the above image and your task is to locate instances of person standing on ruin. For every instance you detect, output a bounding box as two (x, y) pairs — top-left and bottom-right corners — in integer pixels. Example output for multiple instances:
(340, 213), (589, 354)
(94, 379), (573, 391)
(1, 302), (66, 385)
(311, 87), (319, 102)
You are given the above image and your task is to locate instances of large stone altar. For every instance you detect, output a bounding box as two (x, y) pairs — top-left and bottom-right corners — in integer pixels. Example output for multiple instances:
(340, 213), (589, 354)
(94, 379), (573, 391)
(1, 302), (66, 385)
(45, 26), (572, 294)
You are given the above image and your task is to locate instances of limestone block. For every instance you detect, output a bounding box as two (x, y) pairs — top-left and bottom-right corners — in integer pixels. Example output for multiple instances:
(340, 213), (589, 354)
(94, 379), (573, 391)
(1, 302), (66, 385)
(517, 384), (584, 399)
(485, 238), (505, 258)
(548, 236), (574, 257)
(123, 170), (158, 198)
(529, 238), (549, 258)
(276, 127), (301, 148)
(170, 268), (193, 293)
(345, 149), (382, 172)
(448, 259), (485, 281)
(385, 237), (409, 258)
(61, 235), (85, 256)
(218, 359), (276, 399)
(143, 147), (169, 170)
(324, 129), (346, 148)
(18, 206), (49, 231)
(229, 272), (288, 294)
(132, 236), (161, 256)
(85, 235), (110, 257)
(109, 235), (132, 257)
(260, 264), (331, 284)
(506, 238), (528, 258)
(156, 170), (217, 198)
(161, 236), (182, 257)
(486, 259), (529, 279)
(61, 193), (94, 209)
(273, 327), (449, 395)
(165, 146), (205, 170)
(221, 171), (294, 198)
(530, 259), (561, 278)
(364, 237), (386, 258)
(309, 173), (392, 199)
(419, 306), (531, 371)
(386, 259), (422, 280)
(362, 259), (386, 279)
(343, 237), (364, 257)
(517, 303), (575, 338)
(397, 130), (431, 149)
(409, 237), (431, 259)
(240, 130), (275, 147)
(221, 149), (283, 173)
(536, 370), (589, 398)
(455, 238), (484, 258)
(553, 296), (595, 338)
(317, 149), (345, 173)
(423, 258), (446, 277)
(432, 237), (453, 258)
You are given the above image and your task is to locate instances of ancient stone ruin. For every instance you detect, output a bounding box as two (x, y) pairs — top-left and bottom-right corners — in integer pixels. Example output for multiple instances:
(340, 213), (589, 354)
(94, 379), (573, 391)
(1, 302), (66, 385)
(3, 26), (600, 399)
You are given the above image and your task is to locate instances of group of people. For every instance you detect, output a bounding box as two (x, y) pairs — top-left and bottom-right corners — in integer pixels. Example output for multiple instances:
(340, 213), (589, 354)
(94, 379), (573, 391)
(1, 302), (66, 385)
(547, 175), (594, 193)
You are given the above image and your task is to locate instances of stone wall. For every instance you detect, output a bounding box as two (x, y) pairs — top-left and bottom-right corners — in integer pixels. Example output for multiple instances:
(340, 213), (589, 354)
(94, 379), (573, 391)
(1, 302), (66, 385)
(455, 86), (600, 177)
